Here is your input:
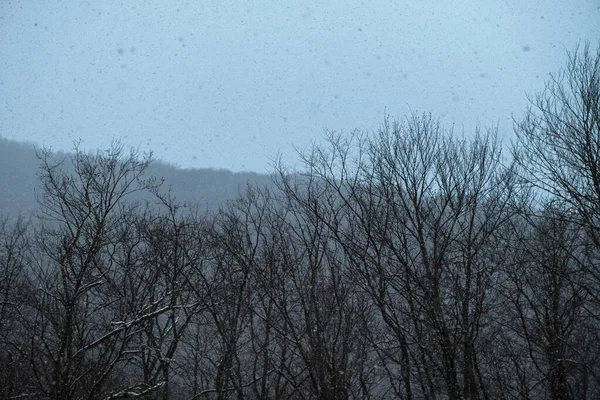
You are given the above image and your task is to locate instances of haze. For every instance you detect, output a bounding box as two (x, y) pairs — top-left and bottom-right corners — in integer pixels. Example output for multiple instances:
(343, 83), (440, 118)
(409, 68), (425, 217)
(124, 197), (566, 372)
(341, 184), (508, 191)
(1, 0), (599, 172)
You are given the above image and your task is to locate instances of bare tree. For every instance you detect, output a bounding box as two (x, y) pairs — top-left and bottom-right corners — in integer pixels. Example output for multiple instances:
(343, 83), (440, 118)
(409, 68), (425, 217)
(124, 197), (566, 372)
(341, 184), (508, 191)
(500, 202), (600, 399)
(0, 216), (34, 398)
(277, 114), (518, 399)
(276, 171), (373, 400)
(19, 143), (188, 399)
(511, 41), (600, 398)
(514, 42), (600, 243)
(121, 194), (208, 400)
(181, 187), (263, 399)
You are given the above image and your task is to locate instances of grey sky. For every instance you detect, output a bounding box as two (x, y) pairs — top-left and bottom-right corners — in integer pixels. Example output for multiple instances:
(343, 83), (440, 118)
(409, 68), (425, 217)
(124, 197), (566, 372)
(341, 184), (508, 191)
(1, 1), (599, 172)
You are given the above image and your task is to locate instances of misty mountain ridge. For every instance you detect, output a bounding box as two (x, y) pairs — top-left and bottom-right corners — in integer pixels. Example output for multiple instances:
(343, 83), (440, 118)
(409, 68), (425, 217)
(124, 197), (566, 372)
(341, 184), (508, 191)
(0, 136), (272, 218)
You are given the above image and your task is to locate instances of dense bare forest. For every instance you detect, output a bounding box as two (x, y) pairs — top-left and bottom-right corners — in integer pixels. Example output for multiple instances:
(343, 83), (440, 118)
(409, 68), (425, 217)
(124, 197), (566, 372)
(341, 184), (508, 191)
(1, 44), (599, 399)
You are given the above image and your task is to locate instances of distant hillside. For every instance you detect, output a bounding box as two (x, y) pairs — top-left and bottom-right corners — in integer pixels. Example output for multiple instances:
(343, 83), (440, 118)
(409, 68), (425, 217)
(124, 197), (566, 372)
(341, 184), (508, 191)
(147, 160), (273, 211)
(0, 137), (272, 218)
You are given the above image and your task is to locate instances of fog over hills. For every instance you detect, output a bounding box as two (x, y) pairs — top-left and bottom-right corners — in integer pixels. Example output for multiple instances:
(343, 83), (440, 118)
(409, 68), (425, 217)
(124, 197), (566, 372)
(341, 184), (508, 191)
(0, 136), (272, 218)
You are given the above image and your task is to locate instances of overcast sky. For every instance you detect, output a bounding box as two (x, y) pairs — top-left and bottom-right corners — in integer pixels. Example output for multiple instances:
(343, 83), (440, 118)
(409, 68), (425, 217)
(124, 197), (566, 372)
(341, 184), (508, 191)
(1, 1), (599, 172)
